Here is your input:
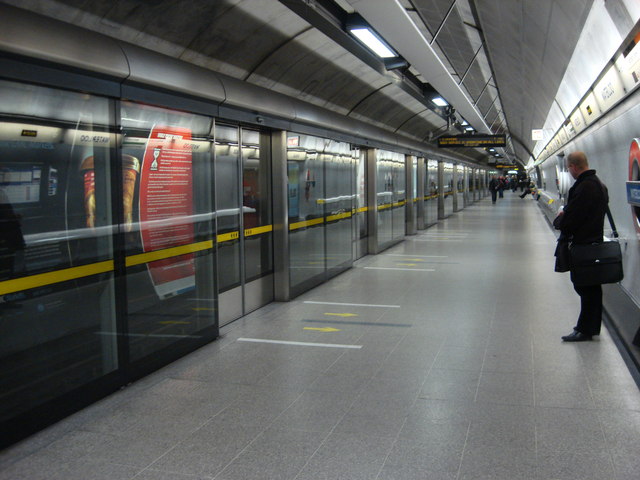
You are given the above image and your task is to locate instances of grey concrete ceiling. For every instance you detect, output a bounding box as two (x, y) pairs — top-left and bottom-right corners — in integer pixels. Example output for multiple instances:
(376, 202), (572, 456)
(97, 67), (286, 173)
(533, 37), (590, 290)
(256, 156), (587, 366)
(474, 0), (595, 162)
(1, 0), (596, 166)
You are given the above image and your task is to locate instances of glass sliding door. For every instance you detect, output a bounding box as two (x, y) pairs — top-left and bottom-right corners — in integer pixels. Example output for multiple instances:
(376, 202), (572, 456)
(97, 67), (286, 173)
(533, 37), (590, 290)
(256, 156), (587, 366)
(214, 125), (242, 324)
(354, 149), (368, 259)
(242, 128), (274, 313)
(392, 154), (406, 241)
(287, 133), (357, 297)
(455, 164), (465, 211)
(425, 159), (438, 227)
(120, 102), (217, 362)
(377, 149), (405, 249)
(0, 80), (118, 423)
(287, 134), (326, 295)
(215, 125), (241, 292)
(443, 162), (454, 218)
(324, 140), (355, 276)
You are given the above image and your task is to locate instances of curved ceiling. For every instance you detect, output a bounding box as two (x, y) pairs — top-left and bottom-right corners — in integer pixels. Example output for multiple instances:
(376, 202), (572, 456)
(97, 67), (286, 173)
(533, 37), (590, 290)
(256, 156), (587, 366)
(0, 0), (601, 167)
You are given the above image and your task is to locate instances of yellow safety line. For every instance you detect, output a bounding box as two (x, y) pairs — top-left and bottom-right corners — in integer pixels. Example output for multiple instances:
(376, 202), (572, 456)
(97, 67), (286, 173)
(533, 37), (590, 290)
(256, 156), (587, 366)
(0, 260), (114, 296)
(244, 225), (273, 237)
(216, 231), (240, 243)
(1, 205), (382, 295)
(326, 212), (353, 222)
(289, 217), (325, 231)
(126, 240), (214, 267)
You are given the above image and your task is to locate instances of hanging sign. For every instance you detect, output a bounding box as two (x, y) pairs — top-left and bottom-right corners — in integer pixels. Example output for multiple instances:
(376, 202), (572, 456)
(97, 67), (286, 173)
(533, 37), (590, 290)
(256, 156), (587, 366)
(437, 134), (506, 148)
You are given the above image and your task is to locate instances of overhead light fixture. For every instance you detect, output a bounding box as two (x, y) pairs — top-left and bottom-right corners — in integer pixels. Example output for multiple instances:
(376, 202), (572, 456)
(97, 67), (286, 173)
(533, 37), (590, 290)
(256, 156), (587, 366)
(383, 57), (409, 70)
(432, 97), (448, 107)
(465, 126), (474, 132)
(460, 119), (469, 126)
(349, 27), (397, 58)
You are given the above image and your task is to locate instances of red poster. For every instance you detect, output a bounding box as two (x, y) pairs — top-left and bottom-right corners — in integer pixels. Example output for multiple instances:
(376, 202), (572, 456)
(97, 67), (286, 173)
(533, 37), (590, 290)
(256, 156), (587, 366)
(139, 126), (195, 298)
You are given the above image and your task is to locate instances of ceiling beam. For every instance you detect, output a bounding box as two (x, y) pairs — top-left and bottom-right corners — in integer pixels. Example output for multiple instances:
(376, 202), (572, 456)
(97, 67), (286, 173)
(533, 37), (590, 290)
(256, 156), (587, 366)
(346, 0), (490, 134)
(278, 0), (449, 122)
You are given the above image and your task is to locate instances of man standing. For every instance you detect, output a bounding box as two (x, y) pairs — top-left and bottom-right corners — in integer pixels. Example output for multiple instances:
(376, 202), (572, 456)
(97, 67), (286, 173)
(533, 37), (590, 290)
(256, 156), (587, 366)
(488, 175), (499, 204)
(553, 151), (608, 342)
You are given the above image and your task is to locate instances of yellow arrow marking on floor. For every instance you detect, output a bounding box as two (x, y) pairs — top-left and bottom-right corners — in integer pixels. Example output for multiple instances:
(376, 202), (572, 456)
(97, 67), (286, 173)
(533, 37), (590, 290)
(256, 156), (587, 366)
(324, 313), (358, 317)
(548, 198), (555, 205)
(304, 327), (342, 332)
(159, 321), (191, 325)
(406, 259), (425, 262)
(397, 263), (417, 266)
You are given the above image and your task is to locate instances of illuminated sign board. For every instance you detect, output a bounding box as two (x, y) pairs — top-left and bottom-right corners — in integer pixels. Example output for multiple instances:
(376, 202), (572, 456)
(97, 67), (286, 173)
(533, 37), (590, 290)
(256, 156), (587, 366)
(626, 181), (640, 207)
(437, 134), (506, 148)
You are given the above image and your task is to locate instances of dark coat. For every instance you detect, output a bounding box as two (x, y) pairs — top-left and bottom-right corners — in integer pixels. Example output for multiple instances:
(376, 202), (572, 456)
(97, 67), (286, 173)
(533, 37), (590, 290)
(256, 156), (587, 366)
(553, 170), (608, 245)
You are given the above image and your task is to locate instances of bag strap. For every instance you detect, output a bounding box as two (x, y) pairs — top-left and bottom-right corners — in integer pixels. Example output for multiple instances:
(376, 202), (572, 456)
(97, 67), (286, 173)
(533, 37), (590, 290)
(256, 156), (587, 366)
(606, 205), (619, 238)
(597, 177), (618, 239)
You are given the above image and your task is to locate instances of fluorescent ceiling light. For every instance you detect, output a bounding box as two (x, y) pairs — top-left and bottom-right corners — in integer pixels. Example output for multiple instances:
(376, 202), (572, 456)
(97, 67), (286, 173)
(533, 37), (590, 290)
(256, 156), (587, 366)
(349, 28), (396, 58)
(432, 97), (448, 107)
(460, 119), (469, 126)
(465, 126), (474, 131)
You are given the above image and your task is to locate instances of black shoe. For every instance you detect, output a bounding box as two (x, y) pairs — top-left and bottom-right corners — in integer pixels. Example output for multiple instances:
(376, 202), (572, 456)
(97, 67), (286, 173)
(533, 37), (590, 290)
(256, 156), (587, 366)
(561, 331), (592, 342)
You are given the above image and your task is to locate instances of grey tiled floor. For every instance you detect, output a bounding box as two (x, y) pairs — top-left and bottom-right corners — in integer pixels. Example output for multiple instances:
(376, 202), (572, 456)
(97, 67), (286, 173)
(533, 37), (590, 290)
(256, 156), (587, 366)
(2, 193), (640, 479)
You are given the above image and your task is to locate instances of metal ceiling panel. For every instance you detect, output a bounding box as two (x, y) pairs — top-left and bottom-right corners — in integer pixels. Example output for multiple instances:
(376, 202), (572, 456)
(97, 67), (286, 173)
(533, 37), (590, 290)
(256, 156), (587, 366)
(428, 4), (476, 77)
(461, 59), (486, 103)
(346, 0), (491, 133)
(475, 0), (594, 161)
(410, 0), (455, 39)
(475, 86), (495, 116)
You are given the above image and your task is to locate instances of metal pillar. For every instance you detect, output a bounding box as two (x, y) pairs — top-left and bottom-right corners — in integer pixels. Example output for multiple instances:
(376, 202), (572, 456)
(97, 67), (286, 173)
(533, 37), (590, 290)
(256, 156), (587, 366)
(437, 160), (445, 219)
(405, 155), (417, 235)
(272, 130), (290, 301)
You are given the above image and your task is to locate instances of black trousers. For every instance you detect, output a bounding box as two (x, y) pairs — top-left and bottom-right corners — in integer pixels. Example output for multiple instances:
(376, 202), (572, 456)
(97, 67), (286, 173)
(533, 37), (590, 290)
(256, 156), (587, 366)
(572, 284), (603, 335)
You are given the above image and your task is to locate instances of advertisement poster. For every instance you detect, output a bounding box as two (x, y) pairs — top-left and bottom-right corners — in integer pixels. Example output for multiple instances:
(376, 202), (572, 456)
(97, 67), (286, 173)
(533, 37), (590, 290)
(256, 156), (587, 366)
(139, 126), (194, 299)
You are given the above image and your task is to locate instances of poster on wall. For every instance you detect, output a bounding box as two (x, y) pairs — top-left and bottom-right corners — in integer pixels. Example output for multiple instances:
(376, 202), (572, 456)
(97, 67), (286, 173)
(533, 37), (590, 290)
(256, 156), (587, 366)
(139, 126), (195, 299)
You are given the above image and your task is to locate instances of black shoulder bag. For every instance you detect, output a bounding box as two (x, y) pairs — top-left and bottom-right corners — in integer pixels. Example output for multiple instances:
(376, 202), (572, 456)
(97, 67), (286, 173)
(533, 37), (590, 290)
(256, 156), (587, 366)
(569, 206), (624, 286)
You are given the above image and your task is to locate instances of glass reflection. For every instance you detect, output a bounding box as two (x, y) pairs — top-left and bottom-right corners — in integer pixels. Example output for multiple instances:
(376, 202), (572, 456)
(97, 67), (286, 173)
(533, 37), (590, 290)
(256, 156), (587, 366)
(215, 125), (241, 292)
(121, 102), (216, 361)
(377, 149), (405, 247)
(242, 129), (273, 282)
(0, 80), (117, 421)
(287, 134), (357, 295)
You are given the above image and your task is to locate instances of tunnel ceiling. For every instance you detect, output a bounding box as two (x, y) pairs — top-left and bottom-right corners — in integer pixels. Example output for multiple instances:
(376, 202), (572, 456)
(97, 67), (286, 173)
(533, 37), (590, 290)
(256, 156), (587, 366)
(473, 0), (595, 164)
(2, 0), (595, 167)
